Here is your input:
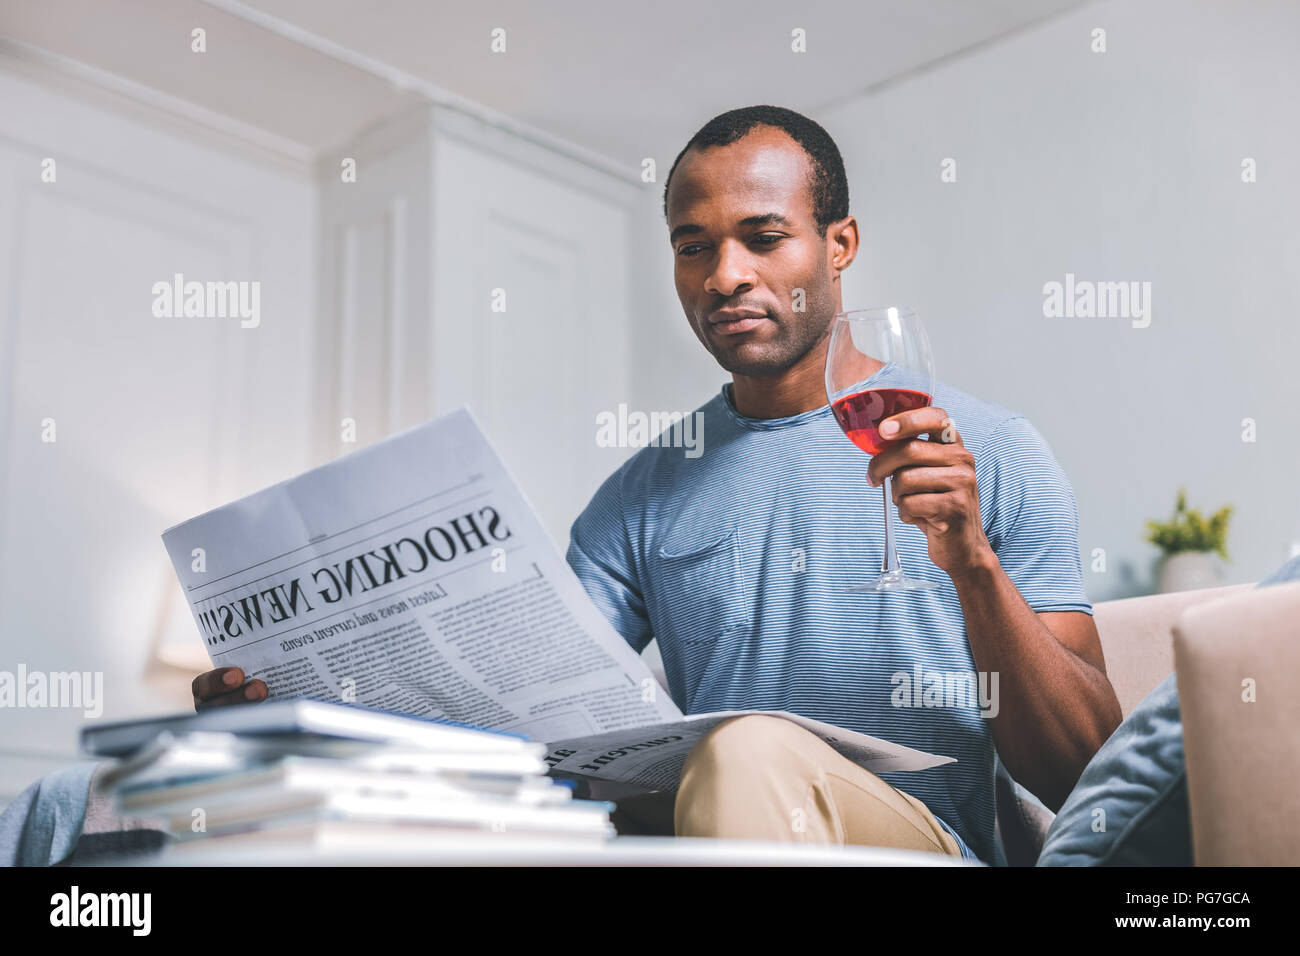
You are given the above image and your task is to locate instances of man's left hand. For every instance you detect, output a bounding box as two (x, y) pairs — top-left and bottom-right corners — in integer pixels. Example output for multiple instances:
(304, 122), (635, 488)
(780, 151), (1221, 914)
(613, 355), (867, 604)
(866, 406), (994, 578)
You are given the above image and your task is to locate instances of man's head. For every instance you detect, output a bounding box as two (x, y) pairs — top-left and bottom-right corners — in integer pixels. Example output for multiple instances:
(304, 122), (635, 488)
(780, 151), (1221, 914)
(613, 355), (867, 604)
(663, 106), (858, 379)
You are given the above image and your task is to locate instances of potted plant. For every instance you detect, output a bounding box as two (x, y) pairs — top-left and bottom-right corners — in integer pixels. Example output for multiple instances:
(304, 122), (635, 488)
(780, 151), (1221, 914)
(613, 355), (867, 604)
(1145, 488), (1232, 593)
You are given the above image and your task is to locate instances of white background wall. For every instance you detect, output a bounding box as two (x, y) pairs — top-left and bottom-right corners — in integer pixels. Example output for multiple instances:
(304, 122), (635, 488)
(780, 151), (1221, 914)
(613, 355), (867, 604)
(821, 0), (1300, 598)
(0, 65), (318, 801)
(638, 0), (1300, 600)
(427, 114), (641, 543)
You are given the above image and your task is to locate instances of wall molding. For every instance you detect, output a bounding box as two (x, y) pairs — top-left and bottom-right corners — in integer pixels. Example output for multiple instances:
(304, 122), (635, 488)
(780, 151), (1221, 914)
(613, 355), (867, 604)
(1, 13), (641, 200)
(0, 36), (317, 175)
(198, 0), (633, 186)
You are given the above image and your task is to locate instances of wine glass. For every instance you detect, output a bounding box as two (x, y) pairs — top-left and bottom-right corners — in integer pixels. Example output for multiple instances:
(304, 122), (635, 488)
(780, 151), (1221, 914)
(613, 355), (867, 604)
(825, 306), (938, 591)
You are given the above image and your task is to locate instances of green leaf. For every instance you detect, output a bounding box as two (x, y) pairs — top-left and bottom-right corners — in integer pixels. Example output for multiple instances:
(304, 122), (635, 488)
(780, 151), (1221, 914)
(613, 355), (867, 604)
(1145, 489), (1232, 557)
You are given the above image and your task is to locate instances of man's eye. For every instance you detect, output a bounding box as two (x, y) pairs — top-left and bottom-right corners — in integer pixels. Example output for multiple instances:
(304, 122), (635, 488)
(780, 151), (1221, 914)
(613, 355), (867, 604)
(677, 245), (705, 257)
(752, 234), (784, 246)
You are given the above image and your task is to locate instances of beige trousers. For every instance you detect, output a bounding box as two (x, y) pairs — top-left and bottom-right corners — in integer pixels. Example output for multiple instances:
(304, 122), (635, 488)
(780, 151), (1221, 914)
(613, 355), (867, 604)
(671, 714), (962, 857)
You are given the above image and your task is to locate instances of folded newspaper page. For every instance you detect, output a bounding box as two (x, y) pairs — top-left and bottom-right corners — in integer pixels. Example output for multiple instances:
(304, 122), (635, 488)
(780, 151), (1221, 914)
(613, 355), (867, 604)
(544, 710), (953, 792)
(163, 408), (952, 787)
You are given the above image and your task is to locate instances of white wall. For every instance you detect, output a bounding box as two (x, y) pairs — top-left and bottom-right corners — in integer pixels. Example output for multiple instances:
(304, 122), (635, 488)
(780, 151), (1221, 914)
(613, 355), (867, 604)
(427, 110), (642, 546)
(820, 0), (1300, 598)
(313, 104), (645, 547)
(0, 63), (317, 802)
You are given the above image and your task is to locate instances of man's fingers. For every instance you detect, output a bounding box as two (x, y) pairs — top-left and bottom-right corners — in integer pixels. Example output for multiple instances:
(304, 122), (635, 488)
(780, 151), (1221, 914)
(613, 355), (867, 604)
(889, 465), (970, 501)
(191, 666), (244, 701)
(878, 405), (950, 442)
(879, 408), (962, 449)
(896, 492), (955, 529)
(868, 440), (969, 486)
(194, 679), (267, 711)
(195, 686), (246, 710)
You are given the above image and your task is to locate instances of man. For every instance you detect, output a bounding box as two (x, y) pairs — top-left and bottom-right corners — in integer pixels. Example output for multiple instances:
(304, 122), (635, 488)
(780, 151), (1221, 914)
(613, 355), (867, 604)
(194, 105), (1121, 865)
(566, 105), (1120, 863)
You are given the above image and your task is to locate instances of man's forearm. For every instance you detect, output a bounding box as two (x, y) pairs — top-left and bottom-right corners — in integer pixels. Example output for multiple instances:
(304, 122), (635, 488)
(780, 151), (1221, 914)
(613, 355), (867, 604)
(949, 548), (1122, 811)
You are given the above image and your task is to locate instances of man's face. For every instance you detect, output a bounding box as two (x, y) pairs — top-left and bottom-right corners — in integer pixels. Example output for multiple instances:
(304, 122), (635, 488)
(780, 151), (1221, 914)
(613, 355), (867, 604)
(666, 127), (840, 378)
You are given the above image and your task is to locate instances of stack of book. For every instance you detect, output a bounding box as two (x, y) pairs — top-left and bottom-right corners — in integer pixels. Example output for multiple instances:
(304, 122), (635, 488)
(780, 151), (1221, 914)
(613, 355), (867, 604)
(81, 701), (616, 856)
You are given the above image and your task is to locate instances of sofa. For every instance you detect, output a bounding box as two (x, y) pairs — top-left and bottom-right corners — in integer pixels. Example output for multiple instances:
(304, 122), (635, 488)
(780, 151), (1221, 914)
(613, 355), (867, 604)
(629, 579), (1299, 865)
(1170, 579), (1300, 865)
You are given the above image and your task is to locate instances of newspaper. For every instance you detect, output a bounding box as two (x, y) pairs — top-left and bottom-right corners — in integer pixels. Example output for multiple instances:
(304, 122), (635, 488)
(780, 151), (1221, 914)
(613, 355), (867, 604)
(544, 710), (952, 792)
(163, 408), (953, 790)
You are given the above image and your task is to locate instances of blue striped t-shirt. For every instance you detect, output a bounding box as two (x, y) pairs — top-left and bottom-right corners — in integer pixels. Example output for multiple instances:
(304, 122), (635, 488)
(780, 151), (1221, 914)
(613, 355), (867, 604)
(565, 361), (1093, 864)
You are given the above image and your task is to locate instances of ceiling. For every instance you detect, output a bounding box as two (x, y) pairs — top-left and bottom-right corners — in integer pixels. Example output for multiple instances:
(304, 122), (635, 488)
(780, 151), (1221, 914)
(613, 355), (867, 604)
(0, 0), (1091, 168)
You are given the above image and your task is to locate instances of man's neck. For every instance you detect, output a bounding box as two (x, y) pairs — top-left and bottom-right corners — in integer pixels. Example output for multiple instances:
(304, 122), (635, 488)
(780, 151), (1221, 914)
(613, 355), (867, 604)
(729, 336), (833, 420)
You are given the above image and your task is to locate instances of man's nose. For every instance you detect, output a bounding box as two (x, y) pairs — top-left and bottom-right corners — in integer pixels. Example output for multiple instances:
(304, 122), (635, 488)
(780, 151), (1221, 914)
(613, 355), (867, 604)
(704, 241), (757, 298)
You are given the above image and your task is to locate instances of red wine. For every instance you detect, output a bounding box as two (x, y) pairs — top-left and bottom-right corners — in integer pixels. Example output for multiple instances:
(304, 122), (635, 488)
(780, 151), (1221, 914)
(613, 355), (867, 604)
(831, 387), (932, 455)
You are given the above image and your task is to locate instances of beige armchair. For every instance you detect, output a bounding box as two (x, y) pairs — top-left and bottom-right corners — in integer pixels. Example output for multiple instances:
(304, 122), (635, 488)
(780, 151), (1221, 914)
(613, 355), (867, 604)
(1094, 582), (1253, 717)
(631, 580), (1299, 867)
(1016, 579), (1300, 865)
(1173, 580), (1300, 865)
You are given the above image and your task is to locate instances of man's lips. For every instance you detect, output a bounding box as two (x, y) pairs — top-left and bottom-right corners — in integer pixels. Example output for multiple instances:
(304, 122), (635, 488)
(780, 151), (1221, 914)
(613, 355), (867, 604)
(708, 309), (768, 335)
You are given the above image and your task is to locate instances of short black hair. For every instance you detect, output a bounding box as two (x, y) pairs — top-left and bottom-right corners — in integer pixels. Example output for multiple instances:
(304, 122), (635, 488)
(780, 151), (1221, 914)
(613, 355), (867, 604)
(662, 105), (849, 235)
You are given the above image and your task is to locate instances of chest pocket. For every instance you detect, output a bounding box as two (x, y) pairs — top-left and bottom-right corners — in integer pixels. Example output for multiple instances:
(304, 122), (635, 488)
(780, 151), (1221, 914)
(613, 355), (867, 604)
(652, 527), (751, 645)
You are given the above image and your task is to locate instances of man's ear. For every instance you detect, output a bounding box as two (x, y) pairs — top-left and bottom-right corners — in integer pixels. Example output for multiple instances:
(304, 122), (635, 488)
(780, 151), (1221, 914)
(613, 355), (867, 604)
(828, 216), (859, 273)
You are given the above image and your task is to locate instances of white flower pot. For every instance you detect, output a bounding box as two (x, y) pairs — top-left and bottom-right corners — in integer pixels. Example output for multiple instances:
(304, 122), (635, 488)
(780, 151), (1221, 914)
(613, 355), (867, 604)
(1155, 551), (1222, 594)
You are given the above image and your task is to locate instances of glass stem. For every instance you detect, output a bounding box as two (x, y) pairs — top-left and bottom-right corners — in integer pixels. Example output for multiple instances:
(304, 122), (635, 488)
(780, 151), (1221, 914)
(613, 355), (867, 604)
(881, 474), (902, 576)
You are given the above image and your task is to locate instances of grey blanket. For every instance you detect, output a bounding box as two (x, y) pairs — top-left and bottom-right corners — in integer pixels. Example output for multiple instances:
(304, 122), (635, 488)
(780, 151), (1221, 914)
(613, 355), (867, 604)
(0, 761), (167, 866)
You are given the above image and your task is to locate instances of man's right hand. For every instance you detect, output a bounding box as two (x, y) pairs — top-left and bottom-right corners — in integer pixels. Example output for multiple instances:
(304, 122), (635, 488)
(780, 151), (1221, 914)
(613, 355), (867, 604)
(192, 667), (268, 712)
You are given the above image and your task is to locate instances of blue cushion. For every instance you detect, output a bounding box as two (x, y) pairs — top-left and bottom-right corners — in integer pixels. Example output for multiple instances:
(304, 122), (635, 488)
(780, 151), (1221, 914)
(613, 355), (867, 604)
(1259, 553), (1300, 587)
(1037, 555), (1300, 865)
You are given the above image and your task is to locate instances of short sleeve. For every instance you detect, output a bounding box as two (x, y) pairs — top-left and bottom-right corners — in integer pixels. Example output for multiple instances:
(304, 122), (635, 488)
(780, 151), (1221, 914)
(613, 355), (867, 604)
(564, 469), (655, 653)
(975, 415), (1093, 615)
